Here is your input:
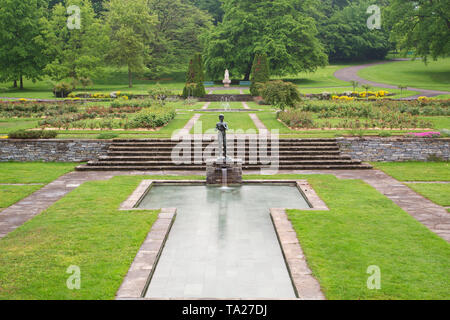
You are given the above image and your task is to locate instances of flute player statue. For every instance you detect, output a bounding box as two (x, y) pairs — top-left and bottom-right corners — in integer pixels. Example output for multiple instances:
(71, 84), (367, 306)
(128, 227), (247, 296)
(216, 114), (229, 160)
(207, 114), (242, 185)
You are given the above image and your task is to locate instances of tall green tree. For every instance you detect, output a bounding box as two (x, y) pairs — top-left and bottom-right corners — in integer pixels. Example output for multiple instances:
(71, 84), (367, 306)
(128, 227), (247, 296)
(105, 0), (157, 88)
(319, 0), (391, 62)
(45, 0), (109, 82)
(192, 0), (224, 24)
(385, 0), (450, 61)
(203, 0), (327, 80)
(0, 0), (50, 89)
(147, 0), (212, 77)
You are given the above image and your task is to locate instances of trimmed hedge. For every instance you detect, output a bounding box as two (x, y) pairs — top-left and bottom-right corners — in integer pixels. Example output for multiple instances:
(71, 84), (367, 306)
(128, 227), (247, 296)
(8, 130), (58, 139)
(261, 80), (301, 109)
(129, 107), (176, 129)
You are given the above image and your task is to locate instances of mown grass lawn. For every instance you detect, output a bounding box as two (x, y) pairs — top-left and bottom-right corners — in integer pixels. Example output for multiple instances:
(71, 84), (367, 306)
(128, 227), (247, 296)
(358, 58), (450, 91)
(0, 162), (77, 184)
(0, 118), (40, 135)
(372, 162), (450, 181)
(244, 174), (450, 300)
(0, 173), (449, 299)
(208, 102), (246, 109)
(0, 175), (204, 300)
(406, 183), (450, 207)
(191, 113), (258, 134)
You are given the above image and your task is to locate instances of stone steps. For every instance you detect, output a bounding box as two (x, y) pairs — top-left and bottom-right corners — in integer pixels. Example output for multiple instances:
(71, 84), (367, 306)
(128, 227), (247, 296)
(90, 159), (363, 166)
(98, 155), (353, 161)
(106, 150), (345, 157)
(108, 146), (341, 152)
(76, 164), (373, 171)
(76, 139), (373, 171)
(112, 138), (338, 143)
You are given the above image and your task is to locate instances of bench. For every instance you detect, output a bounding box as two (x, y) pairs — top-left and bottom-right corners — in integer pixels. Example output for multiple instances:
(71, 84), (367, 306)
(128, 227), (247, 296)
(239, 81), (252, 86)
(203, 81), (214, 86)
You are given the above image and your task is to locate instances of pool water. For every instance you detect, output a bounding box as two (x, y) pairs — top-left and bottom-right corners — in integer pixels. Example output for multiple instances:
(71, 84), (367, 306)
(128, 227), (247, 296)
(138, 184), (310, 299)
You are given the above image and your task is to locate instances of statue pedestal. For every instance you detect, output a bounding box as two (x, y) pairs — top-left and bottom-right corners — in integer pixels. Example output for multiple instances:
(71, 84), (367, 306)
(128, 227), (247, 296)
(206, 158), (242, 185)
(223, 80), (231, 88)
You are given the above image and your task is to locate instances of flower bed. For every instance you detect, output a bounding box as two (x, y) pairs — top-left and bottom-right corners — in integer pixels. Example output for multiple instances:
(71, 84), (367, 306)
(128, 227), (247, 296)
(276, 100), (449, 132)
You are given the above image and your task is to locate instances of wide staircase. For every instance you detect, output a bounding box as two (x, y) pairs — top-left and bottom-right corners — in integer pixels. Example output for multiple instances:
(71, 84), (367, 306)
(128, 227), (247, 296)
(75, 139), (372, 171)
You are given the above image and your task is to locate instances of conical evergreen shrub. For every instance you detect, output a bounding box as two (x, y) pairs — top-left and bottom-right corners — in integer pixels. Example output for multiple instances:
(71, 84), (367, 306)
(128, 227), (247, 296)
(250, 53), (270, 96)
(183, 53), (206, 98)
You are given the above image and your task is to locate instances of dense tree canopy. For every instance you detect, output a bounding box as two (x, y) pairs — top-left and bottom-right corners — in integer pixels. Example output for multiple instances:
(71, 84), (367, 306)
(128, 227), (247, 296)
(385, 0), (450, 61)
(0, 0), (448, 89)
(319, 0), (391, 62)
(105, 0), (157, 88)
(45, 0), (108, 82)
(203, 0), (327, 80)
(147, 0), (212, 77)
(192, 0), (224, 24)
(0, 0), (50, 88)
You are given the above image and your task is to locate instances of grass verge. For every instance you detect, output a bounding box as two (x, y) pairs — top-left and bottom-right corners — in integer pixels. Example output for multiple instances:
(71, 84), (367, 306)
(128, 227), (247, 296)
(406, 183), (450, 207)
(0, 162), (78, 184)
(372, 162), (450, 181)
(0, 185), (42, 211)
(244, 174), (450, 300)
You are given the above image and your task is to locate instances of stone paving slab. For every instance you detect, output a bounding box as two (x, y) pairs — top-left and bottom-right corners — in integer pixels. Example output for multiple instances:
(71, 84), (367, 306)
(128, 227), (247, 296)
(270, 208), (325, 300)
(0, 171), (117, 239)
(174, 113), (202, 137)
(116, 208), (177, 299)
(249, 113), (267, 132)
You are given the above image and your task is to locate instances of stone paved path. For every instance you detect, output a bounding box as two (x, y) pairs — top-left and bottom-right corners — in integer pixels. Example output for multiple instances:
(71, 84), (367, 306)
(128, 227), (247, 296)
(174, 113), (202, 137)
(334, 60), (450, 99)
(249, 113), (268, 132)
(1, 169), (448, 242)
(201, 102), (211, 110)
(0, 172), (116, 239)
(242, 102), (250, 110)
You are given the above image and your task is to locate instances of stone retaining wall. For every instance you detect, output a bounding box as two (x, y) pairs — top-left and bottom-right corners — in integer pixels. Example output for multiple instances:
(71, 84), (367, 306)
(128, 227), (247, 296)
(1, 138), (449, 163)
(0, 139), (111, 162)
(337, 137), (450, 162)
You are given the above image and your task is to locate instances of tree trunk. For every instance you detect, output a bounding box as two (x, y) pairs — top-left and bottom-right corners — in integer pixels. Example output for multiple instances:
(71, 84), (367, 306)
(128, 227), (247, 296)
(128, 65), (133, 88)
(244, 62), (253, 81)
(13, 80), (17, 88)
(19, 75), (23, 90)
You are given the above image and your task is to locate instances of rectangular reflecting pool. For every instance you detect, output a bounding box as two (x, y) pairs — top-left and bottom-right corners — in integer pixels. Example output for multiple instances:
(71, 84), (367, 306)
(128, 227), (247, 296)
(138, 184), (310, 299)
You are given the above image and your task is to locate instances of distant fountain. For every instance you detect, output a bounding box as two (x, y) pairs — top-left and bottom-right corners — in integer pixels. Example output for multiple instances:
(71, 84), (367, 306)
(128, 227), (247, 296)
(221, 97), (231, 111)
(206, 114), (242, 185)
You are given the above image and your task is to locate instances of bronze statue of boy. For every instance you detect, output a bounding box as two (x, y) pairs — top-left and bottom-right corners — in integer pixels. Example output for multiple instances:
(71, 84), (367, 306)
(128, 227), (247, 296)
(216, 114), (229, 159)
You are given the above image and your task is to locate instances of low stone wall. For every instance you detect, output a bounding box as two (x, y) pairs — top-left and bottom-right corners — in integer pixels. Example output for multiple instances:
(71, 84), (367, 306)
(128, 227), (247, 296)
(337, 137), (450, 162)
(1, 138), (449, 163)
(0, 139), (111, 162)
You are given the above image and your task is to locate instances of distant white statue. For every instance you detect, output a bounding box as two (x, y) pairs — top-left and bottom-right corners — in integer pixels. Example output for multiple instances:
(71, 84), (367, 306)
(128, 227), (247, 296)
(223, 69), (231, 88)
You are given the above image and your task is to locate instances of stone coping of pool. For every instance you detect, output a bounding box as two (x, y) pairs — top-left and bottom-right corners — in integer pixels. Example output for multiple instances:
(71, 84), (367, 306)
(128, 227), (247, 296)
(120, 180), (329, 211)
(116, 179), (328, 300)
(116, 207), (177, 299)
